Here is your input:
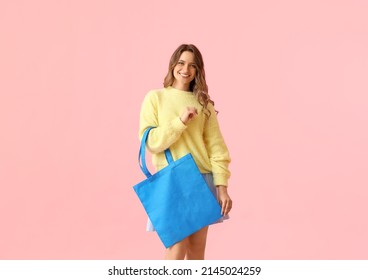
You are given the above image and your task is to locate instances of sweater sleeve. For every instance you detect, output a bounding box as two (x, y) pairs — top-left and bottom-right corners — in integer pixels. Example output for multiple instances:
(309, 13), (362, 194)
(139, 90), (187, 153)
(203, 103), (231, 187)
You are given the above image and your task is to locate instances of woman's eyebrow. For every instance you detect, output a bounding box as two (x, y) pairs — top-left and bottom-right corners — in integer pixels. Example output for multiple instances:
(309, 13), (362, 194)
(178, 59), (196, 64)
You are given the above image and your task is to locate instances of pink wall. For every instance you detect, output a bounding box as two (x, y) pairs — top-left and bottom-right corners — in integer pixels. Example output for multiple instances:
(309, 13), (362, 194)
(1, 0), (367, 259)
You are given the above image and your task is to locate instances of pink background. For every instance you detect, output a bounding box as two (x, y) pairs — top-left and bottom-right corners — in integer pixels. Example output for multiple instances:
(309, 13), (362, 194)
(1, 0), (368, 259)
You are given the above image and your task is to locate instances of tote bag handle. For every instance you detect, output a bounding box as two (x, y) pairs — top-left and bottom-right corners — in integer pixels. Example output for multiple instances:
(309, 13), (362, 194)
(138, 127), (174, 178)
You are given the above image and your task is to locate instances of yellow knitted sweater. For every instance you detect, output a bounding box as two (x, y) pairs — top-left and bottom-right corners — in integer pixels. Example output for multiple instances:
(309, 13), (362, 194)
(139, 86), (231, 186)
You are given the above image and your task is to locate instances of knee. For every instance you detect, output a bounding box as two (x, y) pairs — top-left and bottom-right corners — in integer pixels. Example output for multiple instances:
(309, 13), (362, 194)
(186, 228), (208, 259)
(187, 239), (206, 253)
(165, 238), (189, 260)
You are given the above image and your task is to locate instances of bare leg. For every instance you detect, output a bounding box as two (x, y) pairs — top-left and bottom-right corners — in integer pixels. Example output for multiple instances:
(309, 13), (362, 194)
(164, 238), (188, 260)
(185, 226), (209, 260)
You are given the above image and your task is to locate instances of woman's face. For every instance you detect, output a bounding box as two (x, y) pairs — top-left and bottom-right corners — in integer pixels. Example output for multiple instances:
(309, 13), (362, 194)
(172, 51), (197, 91)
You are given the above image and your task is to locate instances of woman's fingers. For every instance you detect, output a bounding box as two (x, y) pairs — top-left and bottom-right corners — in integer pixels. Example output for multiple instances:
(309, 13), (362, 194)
(180, 107), (198, 124)
(217, 187), (232, 216)
(226, 199), (232, 215)
(220, 198), (232, 216)
(187, 107), (197, 120)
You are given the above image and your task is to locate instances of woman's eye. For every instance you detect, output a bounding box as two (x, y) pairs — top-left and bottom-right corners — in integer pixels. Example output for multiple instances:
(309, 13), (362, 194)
(177, 61), (184, 65)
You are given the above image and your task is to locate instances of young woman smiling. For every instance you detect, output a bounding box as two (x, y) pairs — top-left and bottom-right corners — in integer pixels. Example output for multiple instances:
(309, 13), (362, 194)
(139, 44), (232, 260)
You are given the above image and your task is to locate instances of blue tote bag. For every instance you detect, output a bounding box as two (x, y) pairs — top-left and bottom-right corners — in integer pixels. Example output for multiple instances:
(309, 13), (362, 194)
(133, 127), (222, 248)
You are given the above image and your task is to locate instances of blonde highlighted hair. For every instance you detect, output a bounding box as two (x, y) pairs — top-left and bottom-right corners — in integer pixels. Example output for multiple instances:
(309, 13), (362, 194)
(163, 44), (216, 117)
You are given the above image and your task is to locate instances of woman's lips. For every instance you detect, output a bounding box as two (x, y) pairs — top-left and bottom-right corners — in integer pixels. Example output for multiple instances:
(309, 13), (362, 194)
(179, 72), (190, 78)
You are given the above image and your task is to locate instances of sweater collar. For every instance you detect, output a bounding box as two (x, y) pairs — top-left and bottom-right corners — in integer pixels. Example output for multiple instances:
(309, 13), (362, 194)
(166, 86), (194, 95)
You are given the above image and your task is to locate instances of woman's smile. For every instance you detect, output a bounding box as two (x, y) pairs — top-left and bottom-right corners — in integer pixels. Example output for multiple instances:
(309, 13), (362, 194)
(172, 51), (197, 91)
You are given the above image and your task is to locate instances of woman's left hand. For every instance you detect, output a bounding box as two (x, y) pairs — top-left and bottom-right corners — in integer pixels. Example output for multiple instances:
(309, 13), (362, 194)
(217, 186), (232, 216)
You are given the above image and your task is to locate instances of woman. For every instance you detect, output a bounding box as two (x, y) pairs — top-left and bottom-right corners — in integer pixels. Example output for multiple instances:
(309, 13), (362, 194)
(139, 44), (232, 260)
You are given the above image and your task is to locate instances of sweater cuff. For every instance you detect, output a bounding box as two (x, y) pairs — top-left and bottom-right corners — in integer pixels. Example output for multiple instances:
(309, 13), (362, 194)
(171, 116), (187, 131)
(213, 173), (229, 187)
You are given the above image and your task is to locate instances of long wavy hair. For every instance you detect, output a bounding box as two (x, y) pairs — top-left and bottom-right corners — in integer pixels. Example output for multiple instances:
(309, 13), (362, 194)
(163, 44), (216, 117)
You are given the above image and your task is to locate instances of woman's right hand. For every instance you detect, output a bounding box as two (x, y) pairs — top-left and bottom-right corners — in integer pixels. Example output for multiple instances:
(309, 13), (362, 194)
(180, 107), (198, 125)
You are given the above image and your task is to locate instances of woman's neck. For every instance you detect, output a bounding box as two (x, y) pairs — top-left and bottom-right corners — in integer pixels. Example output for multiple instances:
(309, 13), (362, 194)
(171, 81), (190, 92)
